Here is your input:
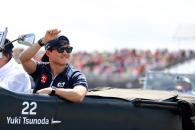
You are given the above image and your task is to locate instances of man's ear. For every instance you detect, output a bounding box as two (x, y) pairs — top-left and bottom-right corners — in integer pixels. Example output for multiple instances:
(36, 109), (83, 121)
(45, 50), (51, 57)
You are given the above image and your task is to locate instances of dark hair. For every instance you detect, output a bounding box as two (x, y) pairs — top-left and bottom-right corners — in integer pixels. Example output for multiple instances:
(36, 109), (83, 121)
(2, 39), (13, 58)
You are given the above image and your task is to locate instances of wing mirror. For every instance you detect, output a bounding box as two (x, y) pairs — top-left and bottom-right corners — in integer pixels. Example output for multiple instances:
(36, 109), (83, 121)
(0, 27), (35, 47)
(0, 27), (35, 58)
(17, 33), (35, 46)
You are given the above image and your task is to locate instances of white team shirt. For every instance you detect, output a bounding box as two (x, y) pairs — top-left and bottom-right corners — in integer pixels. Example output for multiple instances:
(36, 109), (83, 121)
(0, 58), (31, 93)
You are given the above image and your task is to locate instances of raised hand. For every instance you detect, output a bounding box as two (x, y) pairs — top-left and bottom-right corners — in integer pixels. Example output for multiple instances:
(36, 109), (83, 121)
(44, 29), (61, 43)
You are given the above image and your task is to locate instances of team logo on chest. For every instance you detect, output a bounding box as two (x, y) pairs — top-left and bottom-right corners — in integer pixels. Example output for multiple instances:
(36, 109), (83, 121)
(57, 82), (65, 88)
(40, 74), (48, 84)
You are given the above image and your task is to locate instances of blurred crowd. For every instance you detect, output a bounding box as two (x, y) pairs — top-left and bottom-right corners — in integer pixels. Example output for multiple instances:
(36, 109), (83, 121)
(33, 48), (195, 88)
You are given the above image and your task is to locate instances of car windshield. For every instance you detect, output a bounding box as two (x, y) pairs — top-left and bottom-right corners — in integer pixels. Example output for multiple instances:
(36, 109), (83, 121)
(143, 71), (195, 96)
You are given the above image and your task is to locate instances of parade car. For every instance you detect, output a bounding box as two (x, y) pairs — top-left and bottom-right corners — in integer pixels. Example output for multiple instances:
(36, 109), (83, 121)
(1, 28), (195, 130)
(0, 86), (195, 130)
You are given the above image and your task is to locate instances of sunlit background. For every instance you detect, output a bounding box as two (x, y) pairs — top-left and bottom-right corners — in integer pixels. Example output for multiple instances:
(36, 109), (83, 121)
(1, 0), (195, 52)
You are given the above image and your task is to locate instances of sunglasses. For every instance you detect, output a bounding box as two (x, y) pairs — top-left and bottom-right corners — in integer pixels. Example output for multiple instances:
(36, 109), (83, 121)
(55, 46), (73, 53)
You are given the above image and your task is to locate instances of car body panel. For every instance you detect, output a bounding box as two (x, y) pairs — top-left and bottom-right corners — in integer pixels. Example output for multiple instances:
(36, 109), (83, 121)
(1, 87), (194, 130)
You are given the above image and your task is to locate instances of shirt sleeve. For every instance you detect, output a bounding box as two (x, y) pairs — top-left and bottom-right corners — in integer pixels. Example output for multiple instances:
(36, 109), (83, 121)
(70, 71), (88, 89)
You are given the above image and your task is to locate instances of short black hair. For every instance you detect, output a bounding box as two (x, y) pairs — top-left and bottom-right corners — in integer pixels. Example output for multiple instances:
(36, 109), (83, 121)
(2, 39), (13, 58)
